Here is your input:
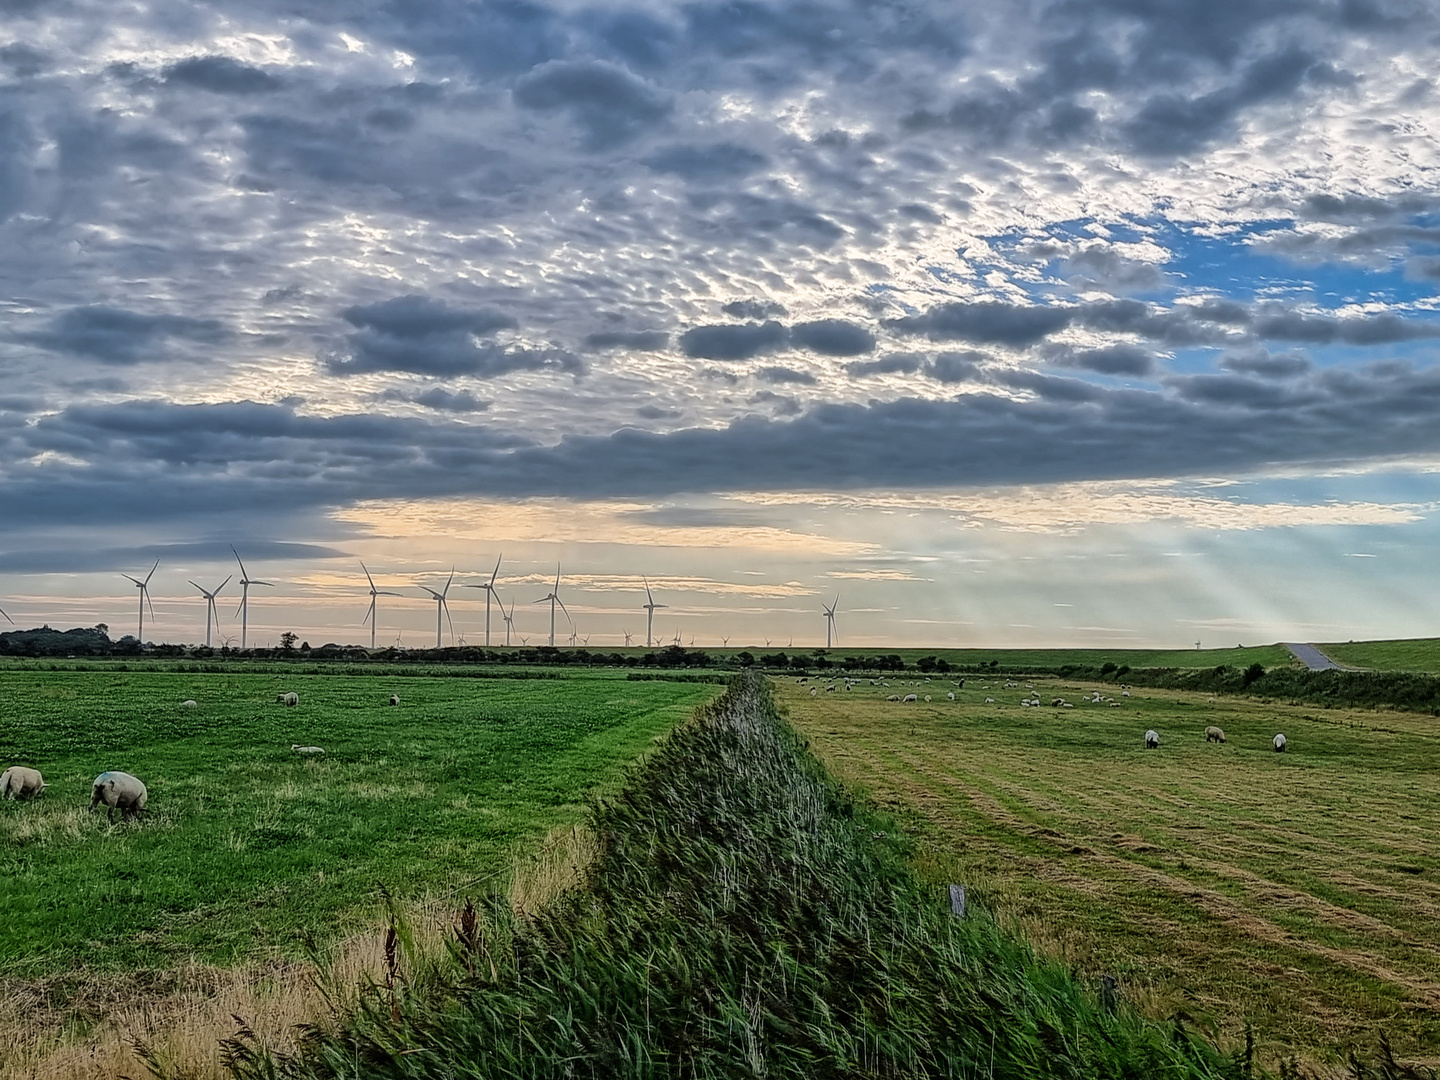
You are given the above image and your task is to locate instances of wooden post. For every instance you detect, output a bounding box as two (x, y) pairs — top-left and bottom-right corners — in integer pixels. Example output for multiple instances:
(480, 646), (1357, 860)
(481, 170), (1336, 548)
(948, 884), (966, 917)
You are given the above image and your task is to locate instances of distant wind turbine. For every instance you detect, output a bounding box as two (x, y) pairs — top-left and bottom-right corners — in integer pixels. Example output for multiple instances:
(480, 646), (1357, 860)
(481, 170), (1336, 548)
(500, 596), (516, 646)
(568, 629), (579, 647)
(721, 636), (729, 647)
(534, 565), (571, 648)
(624, 631), (633, 647)
(360, 562), (403, 650)
(122, 560), (160, 643)
(823, 595), (839, 648)
(232, 548), (273, 650)
(419, 568), (457, 648)
(188, 574), (231, 648)
(519, 635), (529, 647)
(459, 554), (502, 647)
(642, 577), (667, 648)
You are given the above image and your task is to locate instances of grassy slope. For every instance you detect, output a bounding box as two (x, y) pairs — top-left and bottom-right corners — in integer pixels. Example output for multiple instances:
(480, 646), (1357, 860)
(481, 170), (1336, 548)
(1320, 638), (1440, 672)
(780, 676), (1440, 1068)
(0, 669), (716, 977)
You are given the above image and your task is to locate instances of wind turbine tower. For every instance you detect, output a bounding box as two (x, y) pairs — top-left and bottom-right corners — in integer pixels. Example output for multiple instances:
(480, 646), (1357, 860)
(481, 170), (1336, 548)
(642, 577), (667, 648)
(419, 568), (457, 648)
(500, 596), (516, 646)
(232, 547), (273, 650)
(188, 574), (231, 648)
(122, 560), (160, 643)
(823, 595), (839, 649)
(361, 562), (403, 650)
(460, 554), (502, 647)
(534, 564), (571, 648)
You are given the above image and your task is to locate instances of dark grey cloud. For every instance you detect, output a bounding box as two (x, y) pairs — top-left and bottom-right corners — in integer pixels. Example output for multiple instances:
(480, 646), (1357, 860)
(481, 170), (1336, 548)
(644, 142), (768, 180)
(1047, 344), (1156, 376)
(845, 353), (923, 377)
(926, 351), (985, 383)
(722, 299), (788, 320)
(0, 540), (344, 576)
(680, 321), (787, 361)
(327, 333), (581, 379)
(16, 306), (229, 364)
(788, 319), (875, 357)
(162, 56), (282, 94)
(0, 43), (48, 77)
(584, 330), (670, 351)
(1219, 348), (1312, 379)
(409, 388), (492, 413)
(513, 58), (671, 149)
(886, 302), (1075, 346)
(342, 295), (516, 339)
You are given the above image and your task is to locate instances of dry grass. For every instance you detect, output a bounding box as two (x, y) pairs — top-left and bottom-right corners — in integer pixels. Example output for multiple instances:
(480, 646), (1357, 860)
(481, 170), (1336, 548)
(779, 676), (1440, 1072)
(0, 823), (598, 1080)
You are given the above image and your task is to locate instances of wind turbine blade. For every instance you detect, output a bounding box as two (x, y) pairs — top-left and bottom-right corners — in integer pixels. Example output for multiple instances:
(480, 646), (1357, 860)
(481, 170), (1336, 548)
(188, 580), (207, 596)
(490, 554), (502, 586)
(122, 574), (143, 586)
(533, 596), (552, 604)
(420, 587), (442, 600)
(556, 596), (572, 625)
(214, 575), (231, 595)
(643, 575), (654, 605)
(442, 566), (455, 597)
(554, 563), (561, 591)
(145, 590), (156, 619)
(654, 604), (669, 610)
(362, 599), (374, 626)
(0, 606), (14, 625)
(378, 590), (403, 597)
(252, 580), (274, 588)
(361, 561), (378, 591)
(443, 601), (456, 640)
(232, 547), (248, 579)
(143, 559), (159, 586)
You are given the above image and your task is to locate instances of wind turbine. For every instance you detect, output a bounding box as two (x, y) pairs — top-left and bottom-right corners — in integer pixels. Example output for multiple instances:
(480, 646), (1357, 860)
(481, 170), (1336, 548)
(360, 562), (403, 650)
(232, 547), (273, 650)
(0, 602), (14, 626)
(624, 631), (633, 647)
(533, 564), (571, 648)
(642, 577), (667, 648)
(500, 596), (516, 646)
(823, 595), (839, 648)
(419, 568), (457, 649)
(459, 554), (502, 647)
(122, 560), (159, 643)
(188, 574), (231, 648)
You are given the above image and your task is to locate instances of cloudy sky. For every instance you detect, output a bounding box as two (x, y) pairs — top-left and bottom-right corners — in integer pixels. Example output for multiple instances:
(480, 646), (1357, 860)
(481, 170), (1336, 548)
(4, 0), (1440, 650)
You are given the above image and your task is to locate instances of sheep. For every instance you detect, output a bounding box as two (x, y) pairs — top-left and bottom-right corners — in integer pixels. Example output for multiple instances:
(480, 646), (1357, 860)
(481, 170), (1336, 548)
(276, 692), (299, 706)
(947, 692), (956, 701)
(1205, 726), (1226, 743)
(1144, 730), (1160, 749)
(1122, 690), (1131, 697)
(887, 694), (900, 702)
(984, 697), (995, 704)
(1273, 733), (1287, 753)
(291, 744), (325, 755)
(810, 687), (818, 696)
(389, 694), (400, 706)
(924, 695), (932, 702)
(181, 699), (198, 709)
(90, 771), (147, 822)
(1, 766), (46, 800)
(903, 693), (918, 703)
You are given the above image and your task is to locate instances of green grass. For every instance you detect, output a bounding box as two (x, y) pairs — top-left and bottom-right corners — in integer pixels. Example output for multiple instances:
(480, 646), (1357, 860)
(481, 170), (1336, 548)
(0, 668), (718, 979)
(226, 673), (1257, 1080)
(1319, 638), (1440, 672)
(781, 675), (1440, 1069)
(716, 644), (1299, 670)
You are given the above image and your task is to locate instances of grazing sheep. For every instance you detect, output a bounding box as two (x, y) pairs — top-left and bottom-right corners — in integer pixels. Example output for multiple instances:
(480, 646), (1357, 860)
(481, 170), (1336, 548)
(903, 693), (918, 703)
(1205, 726), (1226, 743)
(810, 687), (818, 696)
(1273, 733), (1287, 753)
(1145, 730), (1160, 749)
(276, 691), (299, 706)
(90, 771), (147, 822)
(181, 699), (198, 709)
(924, 695), (932, 702)
(291, 744), (325, 755)
(389, 694), (400, 706)
(1, 766), (46, 800)
(887, 694), (900, 701)
(947, 692), (956, 701)
(984, 697), (995, 704)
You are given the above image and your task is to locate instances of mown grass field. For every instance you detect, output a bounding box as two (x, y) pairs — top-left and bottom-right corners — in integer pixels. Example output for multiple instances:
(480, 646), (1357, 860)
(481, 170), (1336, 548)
(0, 668), (718, 981)
(779, 674), (1440, 1069)
(1321, 638), (1440, 672)
(708, 644), (1299, 669)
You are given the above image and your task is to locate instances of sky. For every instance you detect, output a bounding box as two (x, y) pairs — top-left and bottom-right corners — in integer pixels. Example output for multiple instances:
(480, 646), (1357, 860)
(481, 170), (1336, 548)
(4, 0), (1440, 650)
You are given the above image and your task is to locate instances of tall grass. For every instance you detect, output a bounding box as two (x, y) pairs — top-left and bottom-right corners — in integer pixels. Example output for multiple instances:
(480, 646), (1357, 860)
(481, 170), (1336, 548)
(225, 672), (1273, 1080)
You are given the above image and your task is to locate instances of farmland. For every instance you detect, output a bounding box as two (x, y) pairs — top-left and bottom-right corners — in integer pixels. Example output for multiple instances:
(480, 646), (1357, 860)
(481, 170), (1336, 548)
(779, 674), (1440, 1068)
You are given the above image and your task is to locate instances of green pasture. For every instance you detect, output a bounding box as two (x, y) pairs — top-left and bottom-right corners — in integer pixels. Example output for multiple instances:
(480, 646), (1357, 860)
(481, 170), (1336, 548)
(781, 674), (1440, 1066)
(1319, 637), (1440, 672)
(0, 669), (718, 978)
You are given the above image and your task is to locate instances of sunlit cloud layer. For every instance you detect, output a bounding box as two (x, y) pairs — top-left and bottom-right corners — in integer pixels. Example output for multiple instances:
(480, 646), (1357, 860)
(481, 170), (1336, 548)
(4, 0), (1440, 645)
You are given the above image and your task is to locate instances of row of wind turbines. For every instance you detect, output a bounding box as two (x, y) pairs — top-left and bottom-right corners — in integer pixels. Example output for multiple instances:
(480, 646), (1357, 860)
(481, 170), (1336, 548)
(43, 551), (841, 651)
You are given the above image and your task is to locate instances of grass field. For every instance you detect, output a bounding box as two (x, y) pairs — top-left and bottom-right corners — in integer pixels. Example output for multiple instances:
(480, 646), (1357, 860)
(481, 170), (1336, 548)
(0, 668), (719, 1076)
(1320, 638), (1440, 672)
(779, 674), (1440, 1069)
(705, 644), (1299, 670)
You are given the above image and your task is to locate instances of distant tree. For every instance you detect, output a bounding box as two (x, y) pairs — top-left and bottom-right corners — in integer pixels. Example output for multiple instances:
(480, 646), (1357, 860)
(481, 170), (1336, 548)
(917, 656), (938, 673)
(1242, 662), (1266, 688)
(1100, 662), (1118, 676)
(279, 631), (298, 652)
(735, 651), (755, 667)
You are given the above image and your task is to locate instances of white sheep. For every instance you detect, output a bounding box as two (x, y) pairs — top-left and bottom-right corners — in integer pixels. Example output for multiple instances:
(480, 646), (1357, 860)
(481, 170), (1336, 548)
(277, 692), (299, 706)
(181, 699), (198, 709)
(1145, 730), (1160, 749)
(1, 766), (46, 800)
(291, 745), (325, 755)
(947, 692), (956, 702)
(389, 694), (400, 706)
(810, 687), (818, 696)
(924, 695), (932, 702)
(886, 694), (900, 702)
(903, 693), (918, 703)
(90, 771), (147, 822)
(1205, 726), (1226, 743)
(1273, 733), (1287, 753)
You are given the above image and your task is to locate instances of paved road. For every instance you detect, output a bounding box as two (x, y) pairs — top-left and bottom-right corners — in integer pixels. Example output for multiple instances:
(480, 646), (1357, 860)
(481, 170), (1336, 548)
(1284, 642), (1343, 671)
